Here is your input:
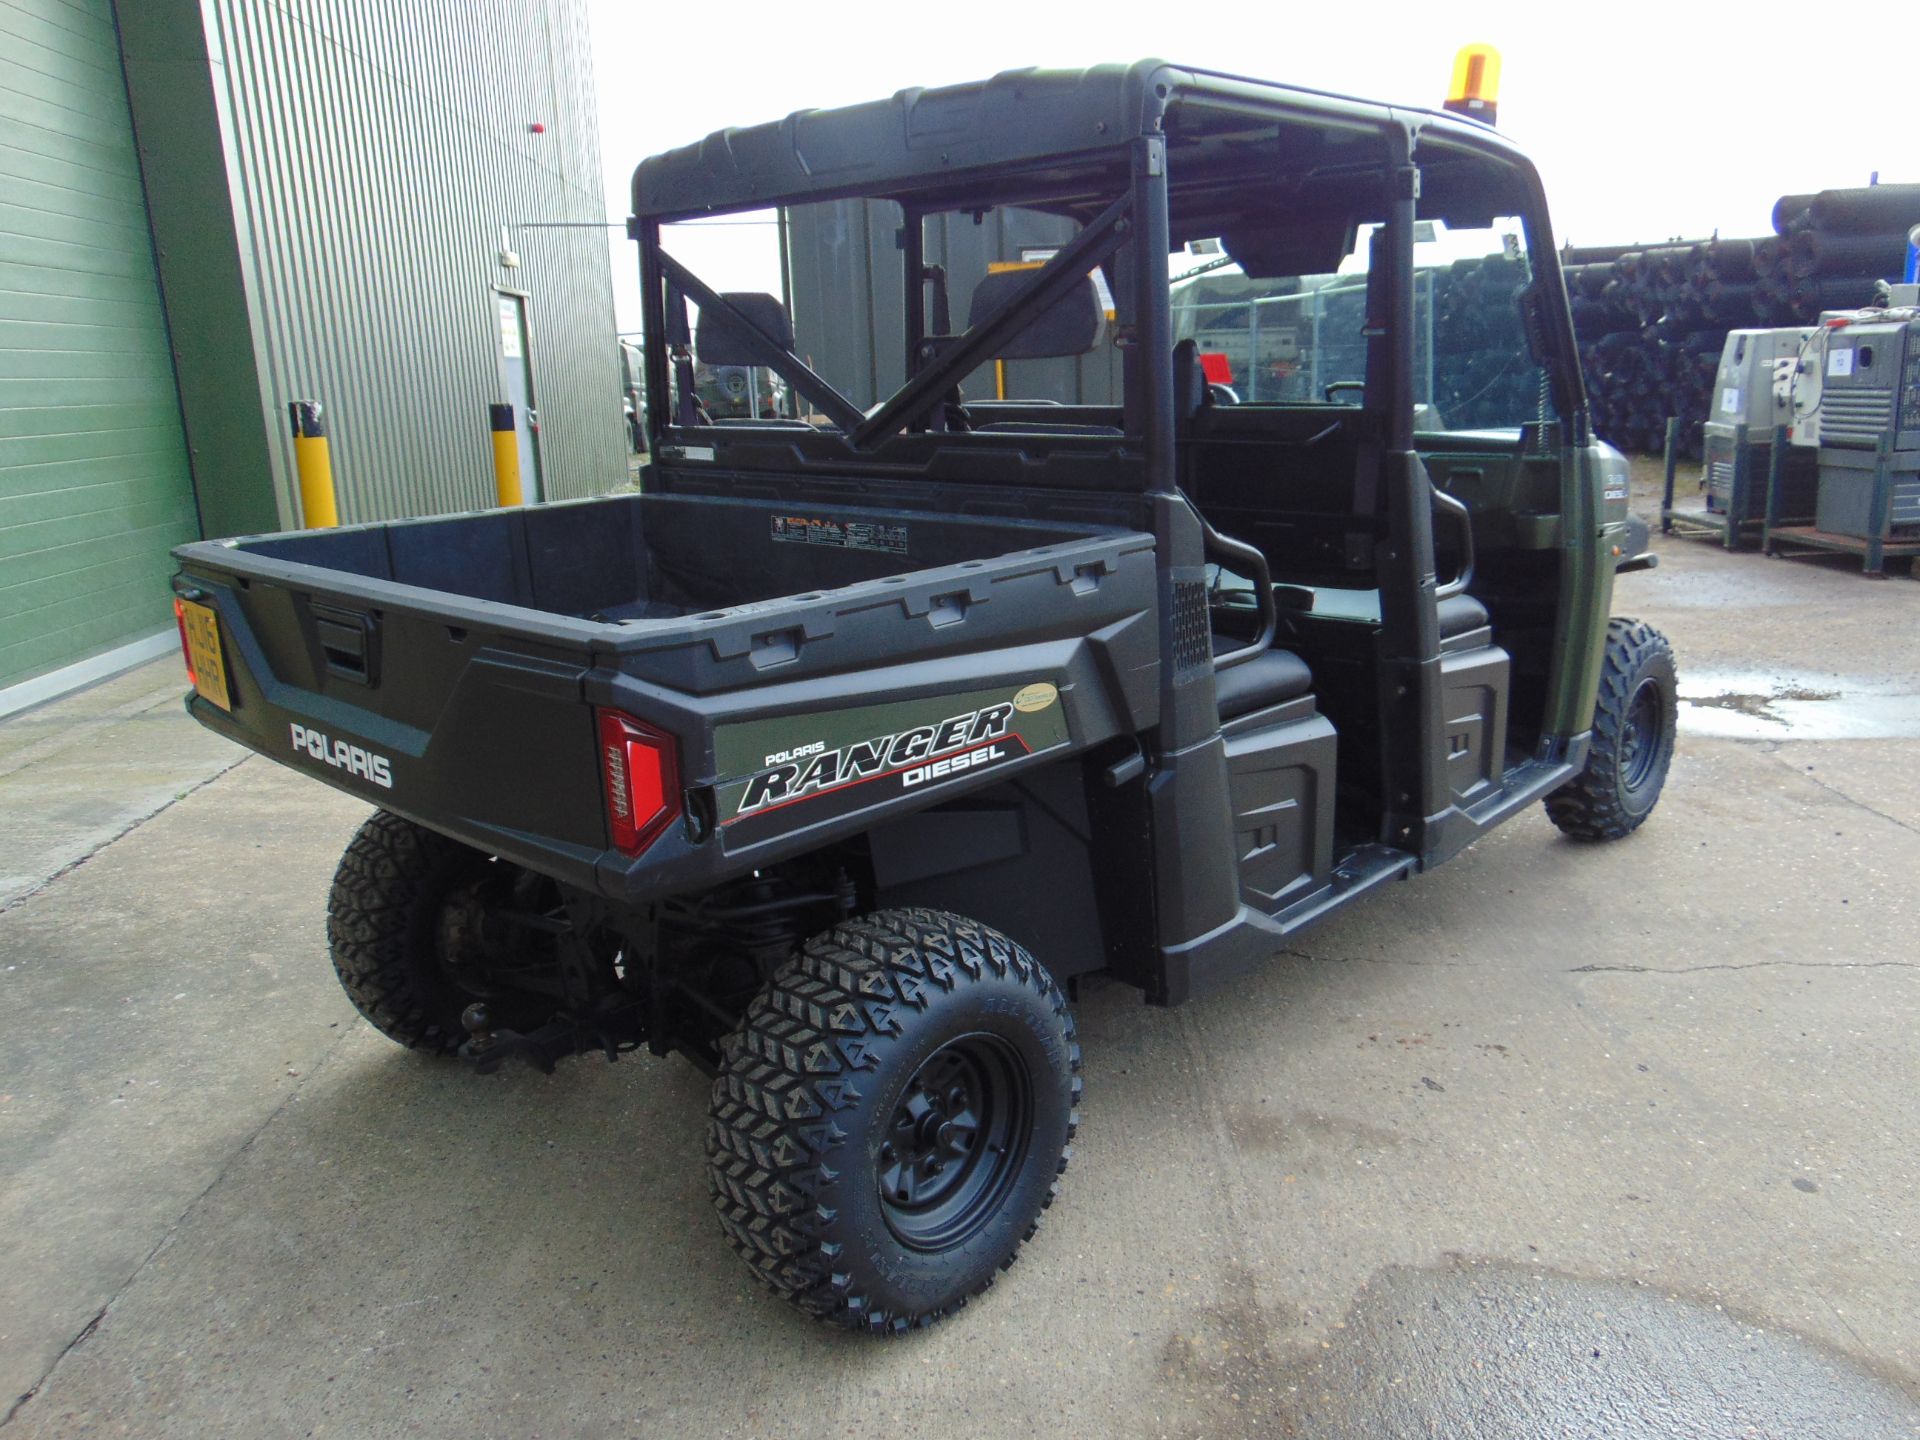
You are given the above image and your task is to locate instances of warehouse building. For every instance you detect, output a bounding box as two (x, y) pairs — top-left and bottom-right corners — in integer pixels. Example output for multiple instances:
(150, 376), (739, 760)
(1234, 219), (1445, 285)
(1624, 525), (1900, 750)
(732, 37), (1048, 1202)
(1, 0), (626, 710)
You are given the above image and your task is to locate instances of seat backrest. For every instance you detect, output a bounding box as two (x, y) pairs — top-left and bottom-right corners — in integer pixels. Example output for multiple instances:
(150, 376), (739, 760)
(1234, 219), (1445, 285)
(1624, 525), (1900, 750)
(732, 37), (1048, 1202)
(695, 293), (794, 366)
(966, 271), (1106, 359)
(1182, 406), (1381, 587)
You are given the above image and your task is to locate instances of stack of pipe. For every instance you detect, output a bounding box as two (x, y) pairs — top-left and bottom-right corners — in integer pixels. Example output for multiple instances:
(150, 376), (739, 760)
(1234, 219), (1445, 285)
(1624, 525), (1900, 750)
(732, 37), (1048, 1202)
(1564, 184), (1914, 457)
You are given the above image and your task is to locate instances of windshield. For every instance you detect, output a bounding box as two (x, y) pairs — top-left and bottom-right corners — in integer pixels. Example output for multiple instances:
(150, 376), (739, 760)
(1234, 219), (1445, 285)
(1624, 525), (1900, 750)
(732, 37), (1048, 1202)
(1170, 218), (1546, 432)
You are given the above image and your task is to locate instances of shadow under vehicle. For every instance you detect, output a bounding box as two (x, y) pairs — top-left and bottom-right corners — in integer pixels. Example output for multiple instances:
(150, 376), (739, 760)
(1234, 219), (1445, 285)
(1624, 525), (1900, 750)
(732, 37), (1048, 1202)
(170, 59), (1674, 1334)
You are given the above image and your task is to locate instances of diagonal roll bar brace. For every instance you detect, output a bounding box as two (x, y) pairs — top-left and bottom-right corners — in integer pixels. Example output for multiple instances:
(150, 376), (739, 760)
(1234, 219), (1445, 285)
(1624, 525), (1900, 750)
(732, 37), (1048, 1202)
(655, 252), (868, 433)
(848, 192), (1135, 450)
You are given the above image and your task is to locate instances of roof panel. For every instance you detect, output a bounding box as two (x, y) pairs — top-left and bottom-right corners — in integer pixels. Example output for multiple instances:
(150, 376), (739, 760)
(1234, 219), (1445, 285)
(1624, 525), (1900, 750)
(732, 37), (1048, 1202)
(629, 58), (1533, 222)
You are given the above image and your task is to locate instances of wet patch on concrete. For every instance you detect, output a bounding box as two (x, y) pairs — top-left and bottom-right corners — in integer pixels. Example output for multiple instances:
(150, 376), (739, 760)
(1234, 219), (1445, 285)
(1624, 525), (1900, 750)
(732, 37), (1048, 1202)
(1680, 669), (1920, 740)
(1158, 1277), (1294, 1438)
(1275, 1258), (1920, 1437)
(1225, 1106), (1410, 1166)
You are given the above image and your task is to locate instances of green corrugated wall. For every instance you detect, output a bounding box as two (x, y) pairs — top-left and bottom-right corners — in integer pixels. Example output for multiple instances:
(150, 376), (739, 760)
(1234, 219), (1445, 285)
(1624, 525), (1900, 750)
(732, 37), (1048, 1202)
(0, 0), (199, 691)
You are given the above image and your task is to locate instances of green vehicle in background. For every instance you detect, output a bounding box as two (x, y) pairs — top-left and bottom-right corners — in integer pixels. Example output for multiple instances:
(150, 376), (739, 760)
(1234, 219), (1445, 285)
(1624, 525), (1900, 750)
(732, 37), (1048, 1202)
(172, 60), (1675, 1335)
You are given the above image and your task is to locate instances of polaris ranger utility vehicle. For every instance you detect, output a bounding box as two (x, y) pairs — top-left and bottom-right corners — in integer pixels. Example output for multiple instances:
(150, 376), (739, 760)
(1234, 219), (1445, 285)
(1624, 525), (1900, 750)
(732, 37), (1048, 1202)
(170, 60), (1674, 1334)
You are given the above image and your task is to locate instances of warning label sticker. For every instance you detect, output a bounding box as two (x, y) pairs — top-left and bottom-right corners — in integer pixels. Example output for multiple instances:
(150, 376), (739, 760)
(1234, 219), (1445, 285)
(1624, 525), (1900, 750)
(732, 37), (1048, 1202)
(769, 514), (908, 556)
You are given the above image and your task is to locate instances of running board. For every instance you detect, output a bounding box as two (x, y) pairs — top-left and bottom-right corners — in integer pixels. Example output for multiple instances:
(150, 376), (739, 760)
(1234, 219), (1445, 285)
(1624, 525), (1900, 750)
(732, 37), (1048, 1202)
(1164, 842), (1417, 1003)
(1467, 758), (1576, 827)
(1267, 842), (1417, 933)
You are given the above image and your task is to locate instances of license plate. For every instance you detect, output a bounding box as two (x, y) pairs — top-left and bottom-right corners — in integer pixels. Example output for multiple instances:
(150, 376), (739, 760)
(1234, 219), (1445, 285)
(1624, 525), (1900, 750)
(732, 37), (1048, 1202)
(178, 599), (232, 712)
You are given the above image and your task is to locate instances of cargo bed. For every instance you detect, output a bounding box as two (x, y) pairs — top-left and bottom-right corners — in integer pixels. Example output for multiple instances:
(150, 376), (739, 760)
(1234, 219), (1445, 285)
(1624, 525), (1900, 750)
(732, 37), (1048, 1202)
(173, 490), (1161, 899)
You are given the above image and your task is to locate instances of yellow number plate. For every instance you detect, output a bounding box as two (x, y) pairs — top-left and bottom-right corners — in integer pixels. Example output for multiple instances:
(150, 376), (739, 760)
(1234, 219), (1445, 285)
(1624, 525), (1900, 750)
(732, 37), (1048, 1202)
(178, 599), (232, 712)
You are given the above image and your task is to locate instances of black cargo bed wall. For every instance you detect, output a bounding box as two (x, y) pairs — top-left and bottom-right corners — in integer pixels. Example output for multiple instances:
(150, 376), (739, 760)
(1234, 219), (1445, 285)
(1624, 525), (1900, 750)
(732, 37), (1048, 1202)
(634, 494), (1114, 614)
(237, 493), (1122, 621)
(241, 500), (653, 617)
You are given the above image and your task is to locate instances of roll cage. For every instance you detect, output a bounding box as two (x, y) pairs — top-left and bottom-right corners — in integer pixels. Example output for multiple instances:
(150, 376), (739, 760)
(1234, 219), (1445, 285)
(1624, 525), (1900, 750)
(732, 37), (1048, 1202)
(628, 59), (1590, 492)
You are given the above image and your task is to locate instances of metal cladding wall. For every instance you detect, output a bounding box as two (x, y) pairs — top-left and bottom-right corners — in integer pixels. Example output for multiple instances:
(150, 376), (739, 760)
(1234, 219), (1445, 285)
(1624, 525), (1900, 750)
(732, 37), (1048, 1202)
(786, 200), (1121, 410)
(119, 0), (625, 536)
(0, 0), (200, 691)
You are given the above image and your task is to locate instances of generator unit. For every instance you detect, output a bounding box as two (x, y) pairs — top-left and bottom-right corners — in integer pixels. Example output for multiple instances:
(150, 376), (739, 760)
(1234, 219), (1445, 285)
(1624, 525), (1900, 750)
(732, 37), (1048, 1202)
(1703, 327), (1815, 525)
(1793, 312), (1920, 541)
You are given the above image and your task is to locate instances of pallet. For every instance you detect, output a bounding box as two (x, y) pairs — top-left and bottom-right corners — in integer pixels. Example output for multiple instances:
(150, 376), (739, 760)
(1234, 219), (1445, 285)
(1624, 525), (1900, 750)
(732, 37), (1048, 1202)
(1661, 504), (1747, 545)
(1658, 417), (1800, 552)
(1763, 525), (1920, 577)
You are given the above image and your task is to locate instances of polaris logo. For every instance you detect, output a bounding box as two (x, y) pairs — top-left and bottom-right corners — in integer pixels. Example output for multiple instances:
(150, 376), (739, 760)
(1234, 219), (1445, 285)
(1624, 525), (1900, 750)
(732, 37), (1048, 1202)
(289, 722), (393, 789)
(736, 702), (1015, 816)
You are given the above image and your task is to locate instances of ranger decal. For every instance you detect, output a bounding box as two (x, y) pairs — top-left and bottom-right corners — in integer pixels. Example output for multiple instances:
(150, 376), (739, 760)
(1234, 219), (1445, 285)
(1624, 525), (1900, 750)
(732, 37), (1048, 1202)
(711, 682), (1071, 845)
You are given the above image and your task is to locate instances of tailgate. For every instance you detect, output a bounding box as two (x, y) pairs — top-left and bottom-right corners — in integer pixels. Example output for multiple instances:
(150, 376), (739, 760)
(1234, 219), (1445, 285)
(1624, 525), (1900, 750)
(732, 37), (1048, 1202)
(171, 545), (611, 889)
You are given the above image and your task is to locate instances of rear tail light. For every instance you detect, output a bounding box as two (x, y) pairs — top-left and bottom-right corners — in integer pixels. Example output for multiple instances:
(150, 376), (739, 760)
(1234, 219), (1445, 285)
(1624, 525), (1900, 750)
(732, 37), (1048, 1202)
(597, 709), (679, 855)
(172, 597), (197, 685)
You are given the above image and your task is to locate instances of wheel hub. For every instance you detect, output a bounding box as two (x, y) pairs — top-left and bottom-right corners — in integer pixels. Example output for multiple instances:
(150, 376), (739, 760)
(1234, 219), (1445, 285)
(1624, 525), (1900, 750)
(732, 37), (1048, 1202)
(1621, 677), (1666, 792)
(877, 1033), (1032, 1251)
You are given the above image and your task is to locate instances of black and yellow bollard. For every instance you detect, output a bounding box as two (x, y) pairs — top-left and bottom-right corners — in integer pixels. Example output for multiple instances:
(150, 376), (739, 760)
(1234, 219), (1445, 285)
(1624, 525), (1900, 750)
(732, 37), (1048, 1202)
(490, 403), (524, 507)
(288, 400), (339, 528)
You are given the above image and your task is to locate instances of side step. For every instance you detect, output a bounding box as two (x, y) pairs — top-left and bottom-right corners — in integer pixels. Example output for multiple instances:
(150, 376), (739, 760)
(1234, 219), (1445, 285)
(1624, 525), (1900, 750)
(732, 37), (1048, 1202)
(1167, 842), (1417, 1003)
(1267, 842), (1417, 933)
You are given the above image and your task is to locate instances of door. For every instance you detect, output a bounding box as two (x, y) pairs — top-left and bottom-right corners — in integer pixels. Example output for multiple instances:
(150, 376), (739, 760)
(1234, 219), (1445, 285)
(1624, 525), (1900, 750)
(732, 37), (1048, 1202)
(495, 292), (543, 500)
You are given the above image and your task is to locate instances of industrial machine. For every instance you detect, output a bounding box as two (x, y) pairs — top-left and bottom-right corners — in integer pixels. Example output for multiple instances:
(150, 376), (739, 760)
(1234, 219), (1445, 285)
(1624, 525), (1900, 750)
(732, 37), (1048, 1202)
(1810, 312), (1920, 538)
(1770, 291), (1920, 570)
(1700, 327), (1815, 531)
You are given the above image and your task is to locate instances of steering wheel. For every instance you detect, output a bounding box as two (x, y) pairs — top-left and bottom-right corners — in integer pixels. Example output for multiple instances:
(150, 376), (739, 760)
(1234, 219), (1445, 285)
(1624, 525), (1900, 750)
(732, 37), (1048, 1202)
(1324, 380), (1365, 404)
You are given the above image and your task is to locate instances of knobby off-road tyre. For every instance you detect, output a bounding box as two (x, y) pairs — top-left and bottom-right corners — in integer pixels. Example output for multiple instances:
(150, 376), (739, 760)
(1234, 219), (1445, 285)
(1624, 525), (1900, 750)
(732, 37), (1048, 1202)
(1545, 617), (1678, 841)
(708, 908), (1081, 1334)
(326, 810), (549, 1054)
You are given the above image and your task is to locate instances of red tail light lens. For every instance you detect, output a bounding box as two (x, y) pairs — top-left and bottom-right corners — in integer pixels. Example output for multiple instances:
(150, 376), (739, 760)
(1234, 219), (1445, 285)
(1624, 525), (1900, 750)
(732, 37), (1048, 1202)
(597, 709), (679, 855)
(172, 598), (198, 685)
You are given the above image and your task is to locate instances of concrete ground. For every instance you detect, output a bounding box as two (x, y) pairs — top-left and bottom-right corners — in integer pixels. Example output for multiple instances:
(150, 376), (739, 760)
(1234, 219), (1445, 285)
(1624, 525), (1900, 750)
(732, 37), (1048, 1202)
(2, 461), (1917, 1438)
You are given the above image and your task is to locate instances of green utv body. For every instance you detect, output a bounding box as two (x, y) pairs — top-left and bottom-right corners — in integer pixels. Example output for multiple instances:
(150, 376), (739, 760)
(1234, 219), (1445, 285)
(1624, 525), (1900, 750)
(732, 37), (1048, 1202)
(173, 60), (1674, 1332)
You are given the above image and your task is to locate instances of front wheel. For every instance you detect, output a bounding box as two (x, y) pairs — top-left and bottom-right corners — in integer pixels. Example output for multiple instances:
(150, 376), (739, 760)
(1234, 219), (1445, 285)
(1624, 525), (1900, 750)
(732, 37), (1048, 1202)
(1545, 617), (1678, 841)
(708, 908), (1080, 1334)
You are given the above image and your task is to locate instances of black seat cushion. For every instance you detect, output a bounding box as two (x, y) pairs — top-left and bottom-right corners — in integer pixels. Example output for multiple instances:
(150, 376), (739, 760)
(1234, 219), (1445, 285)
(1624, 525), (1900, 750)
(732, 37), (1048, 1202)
(1437, 593), (1489, 640)
(1214, 647), (1314, 720)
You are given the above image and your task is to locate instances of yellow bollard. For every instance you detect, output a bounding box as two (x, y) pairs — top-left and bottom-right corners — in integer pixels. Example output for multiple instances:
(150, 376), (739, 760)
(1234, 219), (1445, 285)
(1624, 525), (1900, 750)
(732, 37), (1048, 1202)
(490, 403), (524, 507)
(288, 401), (339, 528)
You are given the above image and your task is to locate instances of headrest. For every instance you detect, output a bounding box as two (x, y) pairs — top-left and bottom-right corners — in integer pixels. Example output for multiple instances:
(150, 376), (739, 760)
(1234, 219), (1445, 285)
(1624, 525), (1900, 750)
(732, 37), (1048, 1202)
(695, 293), (793, 366)
(967, 271), (1105, 360)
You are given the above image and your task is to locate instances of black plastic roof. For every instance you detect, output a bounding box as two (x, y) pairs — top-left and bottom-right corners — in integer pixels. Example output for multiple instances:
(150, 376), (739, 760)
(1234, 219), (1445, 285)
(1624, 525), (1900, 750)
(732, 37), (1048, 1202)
(629, 59), (1525, 222)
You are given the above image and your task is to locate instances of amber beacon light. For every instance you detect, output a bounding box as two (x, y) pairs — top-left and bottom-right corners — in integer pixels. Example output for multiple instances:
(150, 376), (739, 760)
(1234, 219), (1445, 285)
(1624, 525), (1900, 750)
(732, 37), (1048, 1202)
(1443, 44), (1501, 127)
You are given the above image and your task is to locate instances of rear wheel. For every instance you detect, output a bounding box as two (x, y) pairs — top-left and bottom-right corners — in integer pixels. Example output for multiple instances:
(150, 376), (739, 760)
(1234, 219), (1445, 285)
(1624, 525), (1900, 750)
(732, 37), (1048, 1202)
(707, 908), (1079, 1333)
(1545, 617), (1678, 841)
(326, 810), (561, 1053)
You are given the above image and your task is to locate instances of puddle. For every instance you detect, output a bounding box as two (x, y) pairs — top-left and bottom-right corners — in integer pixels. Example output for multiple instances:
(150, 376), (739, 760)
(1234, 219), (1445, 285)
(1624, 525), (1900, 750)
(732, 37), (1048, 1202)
(1679, 669), (1920, 740)
(1279, 1259), (1920, 1438)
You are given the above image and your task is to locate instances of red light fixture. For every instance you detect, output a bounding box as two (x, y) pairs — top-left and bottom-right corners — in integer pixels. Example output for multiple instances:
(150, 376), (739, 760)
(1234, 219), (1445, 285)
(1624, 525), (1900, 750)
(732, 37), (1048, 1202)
(597, 709), (679, 855)
(527, 121), (546, 134)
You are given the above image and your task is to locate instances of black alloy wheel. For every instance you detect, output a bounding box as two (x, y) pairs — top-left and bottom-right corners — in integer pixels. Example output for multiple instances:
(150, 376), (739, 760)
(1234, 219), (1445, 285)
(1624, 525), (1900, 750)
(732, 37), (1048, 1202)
(708, 908), (1080, 1334)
